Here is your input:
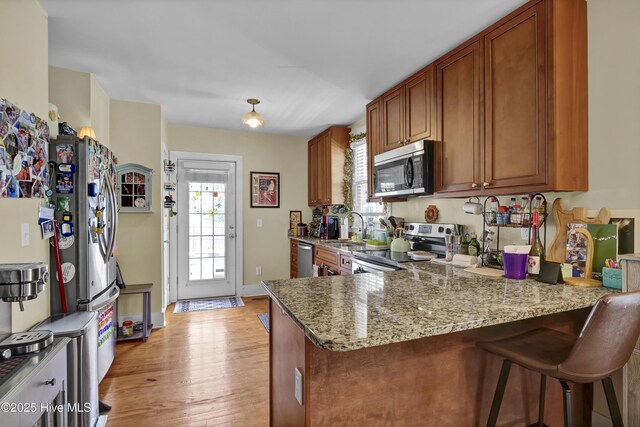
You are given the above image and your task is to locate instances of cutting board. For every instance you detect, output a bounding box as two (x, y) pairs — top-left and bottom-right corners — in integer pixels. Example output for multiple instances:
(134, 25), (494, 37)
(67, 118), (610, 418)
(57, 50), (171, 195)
(548, 198), (611, 263)
(464, 266), (505, 277)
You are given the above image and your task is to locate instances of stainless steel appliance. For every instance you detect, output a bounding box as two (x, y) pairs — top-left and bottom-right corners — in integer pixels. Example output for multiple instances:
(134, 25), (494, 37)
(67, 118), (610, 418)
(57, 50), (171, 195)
(0, 263), (48, 311)
(49, 135), (119, 383)
(373, 140), (435, 197)
(0, 330), (54, 356)
(297, 242), (314, 278)
(352, 222), (459, 273)
(33, 312), (99, 427)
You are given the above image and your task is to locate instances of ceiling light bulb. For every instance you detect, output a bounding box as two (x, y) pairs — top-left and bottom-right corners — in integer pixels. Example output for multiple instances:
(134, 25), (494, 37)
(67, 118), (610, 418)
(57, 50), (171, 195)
(242, 99), (265, 128)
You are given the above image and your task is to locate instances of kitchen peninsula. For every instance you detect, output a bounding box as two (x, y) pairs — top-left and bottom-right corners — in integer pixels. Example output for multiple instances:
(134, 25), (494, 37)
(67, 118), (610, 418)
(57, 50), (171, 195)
(263, 264), (612, 426)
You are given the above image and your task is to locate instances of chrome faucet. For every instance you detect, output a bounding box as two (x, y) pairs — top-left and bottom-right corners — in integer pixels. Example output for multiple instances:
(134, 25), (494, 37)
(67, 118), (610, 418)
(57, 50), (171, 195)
(343, 211), (368, 240)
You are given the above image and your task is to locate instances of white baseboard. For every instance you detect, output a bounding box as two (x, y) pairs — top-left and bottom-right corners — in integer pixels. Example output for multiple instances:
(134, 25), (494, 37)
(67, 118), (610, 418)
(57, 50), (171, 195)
(241, 284), (267, 297)
(117, 311), (166, 329)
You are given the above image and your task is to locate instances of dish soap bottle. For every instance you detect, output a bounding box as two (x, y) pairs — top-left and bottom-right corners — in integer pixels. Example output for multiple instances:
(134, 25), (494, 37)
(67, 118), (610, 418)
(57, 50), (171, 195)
(468, 233), (481, 257)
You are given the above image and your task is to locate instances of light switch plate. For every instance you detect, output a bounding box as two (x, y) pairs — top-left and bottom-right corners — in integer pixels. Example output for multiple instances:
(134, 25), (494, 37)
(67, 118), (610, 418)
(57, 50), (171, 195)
(256, 266), (262, 276)
(257, 218), (263, 227)
(294, 368), (303, 405)
(21, 224), (29, 247)
(521, 228), (530, 241)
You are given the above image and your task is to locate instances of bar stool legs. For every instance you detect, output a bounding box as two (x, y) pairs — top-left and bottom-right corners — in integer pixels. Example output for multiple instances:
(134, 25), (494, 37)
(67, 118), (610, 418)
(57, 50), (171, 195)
(487, 365), (551, 427)
(487, 360), (512, 427)
(602, 376), (624, 427)
(486, 362), (626, 427)
(526, 374), (548, 427)
(560, 381), (572, 427)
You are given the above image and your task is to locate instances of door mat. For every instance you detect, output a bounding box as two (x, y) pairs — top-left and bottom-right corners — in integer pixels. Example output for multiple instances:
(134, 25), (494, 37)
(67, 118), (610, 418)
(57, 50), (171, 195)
(257, 313), (269, 333)
(174, 296), (245, 313)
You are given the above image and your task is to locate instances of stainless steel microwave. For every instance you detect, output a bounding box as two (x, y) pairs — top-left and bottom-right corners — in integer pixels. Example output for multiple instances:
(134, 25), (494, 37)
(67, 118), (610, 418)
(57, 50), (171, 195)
(373, 140), (434, 197)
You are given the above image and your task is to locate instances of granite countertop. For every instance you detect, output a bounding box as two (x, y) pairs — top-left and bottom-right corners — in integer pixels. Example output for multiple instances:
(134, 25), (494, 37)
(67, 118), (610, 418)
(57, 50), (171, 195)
(289, 235), (367, 255)
(262, 262), (613, 352)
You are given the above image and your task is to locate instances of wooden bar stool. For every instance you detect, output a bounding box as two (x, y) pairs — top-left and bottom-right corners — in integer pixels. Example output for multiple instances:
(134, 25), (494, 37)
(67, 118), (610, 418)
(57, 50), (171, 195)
(478, 291), (640, 427)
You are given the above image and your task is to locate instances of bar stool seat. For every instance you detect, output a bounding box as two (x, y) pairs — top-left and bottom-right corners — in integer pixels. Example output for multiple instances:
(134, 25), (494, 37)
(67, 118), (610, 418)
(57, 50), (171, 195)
(478, 291), (640, 427)
(479, 328), (575, 379)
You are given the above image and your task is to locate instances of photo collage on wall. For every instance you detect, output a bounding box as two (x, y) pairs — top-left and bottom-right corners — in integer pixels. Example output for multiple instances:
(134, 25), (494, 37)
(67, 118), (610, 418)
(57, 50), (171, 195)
(0, 98), (49, 198)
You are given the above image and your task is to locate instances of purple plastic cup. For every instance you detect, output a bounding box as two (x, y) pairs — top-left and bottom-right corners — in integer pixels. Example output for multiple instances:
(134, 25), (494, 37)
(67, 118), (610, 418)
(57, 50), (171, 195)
(503, 253), (529, 280)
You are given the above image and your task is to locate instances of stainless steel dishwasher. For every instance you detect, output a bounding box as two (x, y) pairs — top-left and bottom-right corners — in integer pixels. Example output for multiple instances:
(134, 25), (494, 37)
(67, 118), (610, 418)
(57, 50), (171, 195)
(297, 242), (314, 278)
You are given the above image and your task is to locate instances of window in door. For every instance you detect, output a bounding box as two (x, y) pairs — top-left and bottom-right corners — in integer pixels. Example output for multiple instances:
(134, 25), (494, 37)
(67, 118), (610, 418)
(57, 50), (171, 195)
(188, 182), (226, 281)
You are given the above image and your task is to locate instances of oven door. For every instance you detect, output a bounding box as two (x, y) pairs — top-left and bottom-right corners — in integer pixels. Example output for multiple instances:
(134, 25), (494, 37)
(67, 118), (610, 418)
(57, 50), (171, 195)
(352, 258), (399, 274)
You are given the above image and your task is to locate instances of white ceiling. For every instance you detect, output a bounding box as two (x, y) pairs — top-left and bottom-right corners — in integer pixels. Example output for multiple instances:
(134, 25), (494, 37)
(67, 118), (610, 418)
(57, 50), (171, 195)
(40, 0), (527, 137)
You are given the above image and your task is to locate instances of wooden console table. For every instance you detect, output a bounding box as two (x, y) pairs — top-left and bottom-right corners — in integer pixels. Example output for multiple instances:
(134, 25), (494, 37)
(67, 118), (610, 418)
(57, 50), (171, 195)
(116, 283), (153, 342)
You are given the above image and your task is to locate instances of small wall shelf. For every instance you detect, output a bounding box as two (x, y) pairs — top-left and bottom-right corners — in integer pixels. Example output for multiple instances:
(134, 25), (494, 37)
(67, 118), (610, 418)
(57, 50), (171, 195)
(117, 163), (153, 212)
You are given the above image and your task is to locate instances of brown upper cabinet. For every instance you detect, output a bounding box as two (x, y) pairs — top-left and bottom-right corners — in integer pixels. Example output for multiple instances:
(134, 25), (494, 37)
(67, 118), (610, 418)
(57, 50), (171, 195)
(367, 0), (588, 198)
(381, 66), (435, 153)
(435, 40), (482, 194)
(308, 126), (351, 206)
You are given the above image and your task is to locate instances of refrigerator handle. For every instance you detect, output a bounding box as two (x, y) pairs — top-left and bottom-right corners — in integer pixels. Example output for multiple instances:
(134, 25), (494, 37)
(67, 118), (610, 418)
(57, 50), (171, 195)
(105, 174), (119, 260)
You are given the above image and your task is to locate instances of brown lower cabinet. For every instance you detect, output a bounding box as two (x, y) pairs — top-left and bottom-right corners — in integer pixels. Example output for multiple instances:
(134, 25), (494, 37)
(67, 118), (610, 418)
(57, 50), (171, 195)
(314, 246), (340, 276)
(290, 240), (298, 279)
(269, 298), (593, 426)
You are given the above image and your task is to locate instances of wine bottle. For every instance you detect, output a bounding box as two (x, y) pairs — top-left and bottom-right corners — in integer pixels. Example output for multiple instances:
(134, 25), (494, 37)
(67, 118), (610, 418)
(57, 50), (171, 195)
(528, 212), (544, 276)
(468, 232), (480, 258)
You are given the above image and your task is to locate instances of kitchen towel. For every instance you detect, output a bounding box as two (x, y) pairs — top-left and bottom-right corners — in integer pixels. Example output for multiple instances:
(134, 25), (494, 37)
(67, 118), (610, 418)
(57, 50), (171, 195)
(174, 296), (245, 313)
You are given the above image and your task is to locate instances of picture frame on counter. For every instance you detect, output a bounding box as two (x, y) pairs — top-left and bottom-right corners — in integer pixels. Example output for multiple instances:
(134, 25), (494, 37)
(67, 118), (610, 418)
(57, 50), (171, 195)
(250, 171), (280, 208)
(289, 210), (301, 229)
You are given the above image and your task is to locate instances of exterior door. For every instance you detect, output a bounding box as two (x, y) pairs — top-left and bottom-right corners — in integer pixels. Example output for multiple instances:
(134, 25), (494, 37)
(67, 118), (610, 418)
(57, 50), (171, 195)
(177, 160), (236, 299)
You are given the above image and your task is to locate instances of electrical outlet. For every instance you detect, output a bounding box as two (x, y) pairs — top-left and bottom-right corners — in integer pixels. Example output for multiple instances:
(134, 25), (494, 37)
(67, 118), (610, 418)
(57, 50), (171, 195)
(21, 224), (29, 247)
(257, 218), (263, 227)
(256, 266), (262, 276)
(521, 228), (530, 242)
(294, 368), (303, 405)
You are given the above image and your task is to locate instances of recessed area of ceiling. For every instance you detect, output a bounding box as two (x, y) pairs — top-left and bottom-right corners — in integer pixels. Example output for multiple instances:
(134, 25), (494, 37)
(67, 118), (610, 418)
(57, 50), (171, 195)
(40, 0), (528, 137)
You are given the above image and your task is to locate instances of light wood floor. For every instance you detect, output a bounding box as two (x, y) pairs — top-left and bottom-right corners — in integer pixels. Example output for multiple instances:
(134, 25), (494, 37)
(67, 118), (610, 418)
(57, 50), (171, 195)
(99, 297), (270, 426)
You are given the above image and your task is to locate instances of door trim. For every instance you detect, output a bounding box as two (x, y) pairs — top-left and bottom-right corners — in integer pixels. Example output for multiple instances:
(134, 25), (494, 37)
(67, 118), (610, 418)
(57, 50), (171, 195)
(169, 151), (244, 302)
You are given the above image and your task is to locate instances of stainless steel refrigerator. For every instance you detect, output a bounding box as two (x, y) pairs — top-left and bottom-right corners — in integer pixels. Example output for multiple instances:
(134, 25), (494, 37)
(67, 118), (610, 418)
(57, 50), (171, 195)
(49, 135), (119, 383)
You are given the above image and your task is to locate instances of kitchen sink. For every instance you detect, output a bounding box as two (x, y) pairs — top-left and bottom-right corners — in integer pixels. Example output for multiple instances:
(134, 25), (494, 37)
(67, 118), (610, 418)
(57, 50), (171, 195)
(323, 242), (365, 248)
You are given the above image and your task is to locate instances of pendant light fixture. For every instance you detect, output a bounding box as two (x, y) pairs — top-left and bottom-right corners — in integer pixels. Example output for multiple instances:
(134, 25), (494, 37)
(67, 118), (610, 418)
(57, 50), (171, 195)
(242, 99), (265, 129)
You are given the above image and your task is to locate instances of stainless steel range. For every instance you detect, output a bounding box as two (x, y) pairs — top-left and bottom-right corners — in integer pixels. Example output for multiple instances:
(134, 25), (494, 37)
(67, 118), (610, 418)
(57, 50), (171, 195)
(352, 223), (460, 273)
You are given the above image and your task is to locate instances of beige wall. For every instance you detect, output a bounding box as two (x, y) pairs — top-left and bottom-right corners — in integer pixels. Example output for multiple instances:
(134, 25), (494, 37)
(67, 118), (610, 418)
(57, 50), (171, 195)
(389, 0), (640, 253)
(109, 100), (163, 317)
(167, 124), (310, 288)
(0, 0), (50, 332)
(49, 67), (111, 147)
(90, 76), (110, 147)
(49, 67), (90, 132)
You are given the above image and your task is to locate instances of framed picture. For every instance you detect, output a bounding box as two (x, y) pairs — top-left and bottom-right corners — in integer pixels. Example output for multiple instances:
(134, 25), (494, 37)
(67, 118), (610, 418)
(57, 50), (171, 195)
(289, 210), (302, 229)
(250, 171), (280, 208)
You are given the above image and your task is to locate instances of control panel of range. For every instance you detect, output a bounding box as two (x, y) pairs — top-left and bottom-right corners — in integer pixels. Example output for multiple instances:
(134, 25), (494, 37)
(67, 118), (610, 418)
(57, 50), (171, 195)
(404, 223), (458, 239)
